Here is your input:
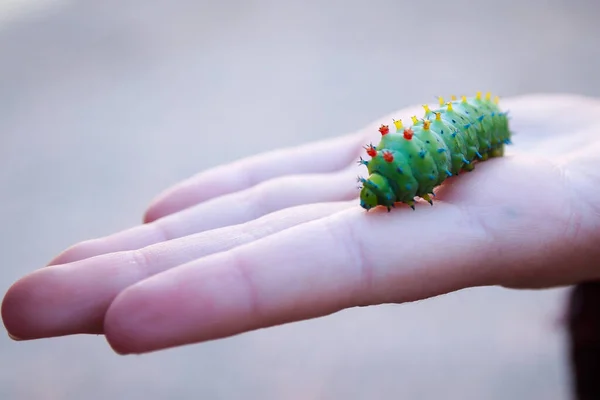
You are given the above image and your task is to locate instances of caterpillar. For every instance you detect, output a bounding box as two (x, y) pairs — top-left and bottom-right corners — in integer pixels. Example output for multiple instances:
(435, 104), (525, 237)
(357, 92), (512, 211)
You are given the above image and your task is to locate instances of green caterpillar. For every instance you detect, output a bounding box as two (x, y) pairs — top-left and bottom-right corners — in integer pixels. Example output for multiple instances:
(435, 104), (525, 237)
(357, 92), (512, 211)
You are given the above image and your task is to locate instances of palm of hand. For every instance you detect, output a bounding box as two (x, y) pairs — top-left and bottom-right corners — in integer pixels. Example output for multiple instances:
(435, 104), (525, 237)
(2, 94), (600, 354)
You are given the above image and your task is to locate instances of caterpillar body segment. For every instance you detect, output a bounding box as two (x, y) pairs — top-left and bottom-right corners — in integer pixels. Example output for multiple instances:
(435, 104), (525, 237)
(358, 92), (512, 211)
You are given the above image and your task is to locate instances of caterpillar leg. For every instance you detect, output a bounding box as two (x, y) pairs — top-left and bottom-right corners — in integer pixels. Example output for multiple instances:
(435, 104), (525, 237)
(490, 145), (504, 157)
(421, 193), (434, 206)
(451, 153), (467, 175)
(463, 162), (475, 172)
(466, 146), (479, 162)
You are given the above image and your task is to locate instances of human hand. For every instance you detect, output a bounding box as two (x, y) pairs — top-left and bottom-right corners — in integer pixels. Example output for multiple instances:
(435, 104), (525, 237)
(2, 94), (600, 354)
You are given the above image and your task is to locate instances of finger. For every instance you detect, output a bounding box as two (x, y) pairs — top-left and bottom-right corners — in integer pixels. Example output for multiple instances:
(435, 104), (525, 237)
(1, 201), (353, 340)
(500, 93), (600, 147)
(48, 167), (362, 266)
(49, 101), (434, 265)
(143, 132), (367, 223)
(101, 155), (600, 354)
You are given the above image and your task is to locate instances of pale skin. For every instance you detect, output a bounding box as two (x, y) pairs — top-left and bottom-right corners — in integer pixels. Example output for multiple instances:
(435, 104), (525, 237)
(2, 94), (600, 355)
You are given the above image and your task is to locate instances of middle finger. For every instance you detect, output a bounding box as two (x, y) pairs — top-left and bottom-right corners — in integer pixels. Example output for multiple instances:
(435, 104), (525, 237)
(49, 167), (361, 265)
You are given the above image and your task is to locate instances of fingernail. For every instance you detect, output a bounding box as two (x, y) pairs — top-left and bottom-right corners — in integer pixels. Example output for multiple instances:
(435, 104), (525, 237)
(7, 332), (23, 341)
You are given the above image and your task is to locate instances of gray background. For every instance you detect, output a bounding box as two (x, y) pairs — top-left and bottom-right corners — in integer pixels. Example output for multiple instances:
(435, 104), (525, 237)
(1, 0), (599, 399)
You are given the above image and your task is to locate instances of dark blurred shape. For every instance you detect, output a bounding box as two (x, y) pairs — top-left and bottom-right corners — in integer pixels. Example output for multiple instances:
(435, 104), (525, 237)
(568, 281), (600, 400)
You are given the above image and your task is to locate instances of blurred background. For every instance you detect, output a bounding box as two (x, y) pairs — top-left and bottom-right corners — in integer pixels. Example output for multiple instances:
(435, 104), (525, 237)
(1, 0), (599, 399)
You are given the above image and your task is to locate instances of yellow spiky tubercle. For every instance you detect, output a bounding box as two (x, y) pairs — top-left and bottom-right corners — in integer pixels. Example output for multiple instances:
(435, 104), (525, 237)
(358, 92), (512, 211)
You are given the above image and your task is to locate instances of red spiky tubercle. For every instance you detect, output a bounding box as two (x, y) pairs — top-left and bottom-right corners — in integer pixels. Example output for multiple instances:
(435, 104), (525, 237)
(382, 151), (394, 163)
(365, 144), (377, 157)
(379, 124), (390, 136)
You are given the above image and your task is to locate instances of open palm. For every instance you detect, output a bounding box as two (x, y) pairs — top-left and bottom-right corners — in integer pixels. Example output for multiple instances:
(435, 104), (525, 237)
(3, 93), (600, 354)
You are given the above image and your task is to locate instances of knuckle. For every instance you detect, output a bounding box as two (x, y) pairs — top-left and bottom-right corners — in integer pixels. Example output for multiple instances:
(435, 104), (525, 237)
(321, 216), (373, 304)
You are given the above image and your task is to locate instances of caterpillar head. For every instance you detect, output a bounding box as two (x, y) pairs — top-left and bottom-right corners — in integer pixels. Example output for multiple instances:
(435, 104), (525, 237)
(359, 174), (392, 211)
(359, 185), (378, 210)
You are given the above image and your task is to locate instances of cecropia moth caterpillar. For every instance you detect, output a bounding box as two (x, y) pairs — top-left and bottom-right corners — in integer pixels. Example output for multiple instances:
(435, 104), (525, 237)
(357, 92), (512, 211)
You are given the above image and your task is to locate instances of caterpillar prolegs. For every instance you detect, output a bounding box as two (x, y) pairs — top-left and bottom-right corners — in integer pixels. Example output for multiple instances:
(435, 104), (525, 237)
(357, 92), (513, 211)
